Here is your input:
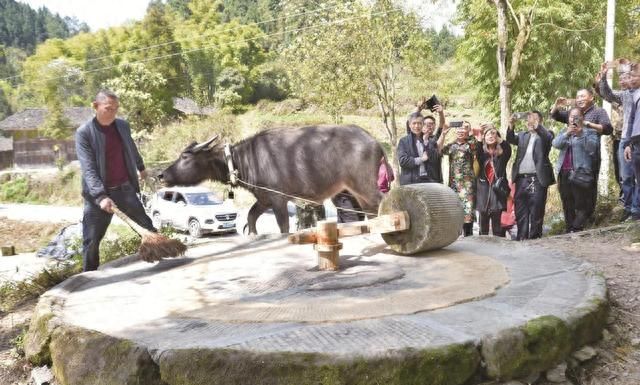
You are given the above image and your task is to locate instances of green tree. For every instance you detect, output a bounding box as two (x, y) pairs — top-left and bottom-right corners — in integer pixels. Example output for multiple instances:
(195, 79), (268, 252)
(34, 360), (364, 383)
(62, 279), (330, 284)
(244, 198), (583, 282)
(105, 62), (167, 134)
(20, 40), (85, 108)
(285, 0), (431, 148)
(38, 59), (83, 139)
(0, 85), (11, 120)
(428, 27), (460, 64)
(174, 0), (267, 106)
(616, 1), (640, 58)
(0, 0), (80, 53)
(457, 0), (608, 129)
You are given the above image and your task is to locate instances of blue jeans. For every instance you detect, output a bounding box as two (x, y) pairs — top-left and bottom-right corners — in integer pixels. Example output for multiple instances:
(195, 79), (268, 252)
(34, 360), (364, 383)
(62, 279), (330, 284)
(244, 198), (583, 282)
(82, 182), (155, 271)
(620, 141), (639, 214)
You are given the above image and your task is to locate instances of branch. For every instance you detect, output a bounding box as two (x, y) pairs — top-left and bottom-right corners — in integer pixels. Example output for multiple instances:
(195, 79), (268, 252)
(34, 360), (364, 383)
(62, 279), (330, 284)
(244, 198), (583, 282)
(508, 13), (532, 82)
(505, 0), (520, 29)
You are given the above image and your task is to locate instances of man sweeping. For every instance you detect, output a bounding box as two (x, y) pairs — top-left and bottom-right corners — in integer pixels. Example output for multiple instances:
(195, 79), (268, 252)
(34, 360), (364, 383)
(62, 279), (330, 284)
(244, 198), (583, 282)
(76, 89), (158, 271)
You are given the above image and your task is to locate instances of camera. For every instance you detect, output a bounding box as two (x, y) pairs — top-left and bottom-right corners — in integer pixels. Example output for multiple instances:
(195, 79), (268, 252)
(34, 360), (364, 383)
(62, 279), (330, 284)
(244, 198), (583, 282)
(424, 94), (440, 111)
(571, 116), (582, 126)
(512, 112), (528, 120)
(449, 121), (464, 128)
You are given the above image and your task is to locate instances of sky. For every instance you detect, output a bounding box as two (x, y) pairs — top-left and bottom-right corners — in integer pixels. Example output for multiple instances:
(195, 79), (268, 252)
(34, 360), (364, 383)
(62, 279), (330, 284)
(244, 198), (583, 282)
(19, 0), (150, 31)
(20, 0), (459, 33)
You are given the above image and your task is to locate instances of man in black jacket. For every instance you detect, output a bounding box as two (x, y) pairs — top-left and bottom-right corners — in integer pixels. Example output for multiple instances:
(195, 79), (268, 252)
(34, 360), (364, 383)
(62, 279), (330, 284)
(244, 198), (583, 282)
(76, 89), (155, 271)
(397, 112), (441, 185)
(506, 111), (555, 240)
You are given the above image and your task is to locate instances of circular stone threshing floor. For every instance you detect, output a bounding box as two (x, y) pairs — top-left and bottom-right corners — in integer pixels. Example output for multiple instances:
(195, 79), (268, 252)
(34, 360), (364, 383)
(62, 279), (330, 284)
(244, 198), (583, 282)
(26, 235), (607, 385)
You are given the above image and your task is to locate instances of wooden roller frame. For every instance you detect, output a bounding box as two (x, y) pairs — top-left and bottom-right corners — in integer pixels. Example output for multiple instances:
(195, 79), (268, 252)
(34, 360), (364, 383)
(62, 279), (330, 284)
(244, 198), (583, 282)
(288, 211), (410, 270)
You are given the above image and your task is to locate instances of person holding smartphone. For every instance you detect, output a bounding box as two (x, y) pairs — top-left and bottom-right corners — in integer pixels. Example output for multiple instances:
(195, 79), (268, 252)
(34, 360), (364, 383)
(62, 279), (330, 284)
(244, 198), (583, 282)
(506, 111), (555, 240)
(437, 121), (478, 236)
(552, 108), (599, 232)
(476, 124), (512, 236)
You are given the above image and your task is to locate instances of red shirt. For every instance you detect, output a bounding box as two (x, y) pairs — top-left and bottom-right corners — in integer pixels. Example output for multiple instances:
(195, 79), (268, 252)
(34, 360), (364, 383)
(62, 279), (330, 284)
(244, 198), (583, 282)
(97, 119), (129, 188)
(485, 160), (495, 185)
(561, 146), (573, 172)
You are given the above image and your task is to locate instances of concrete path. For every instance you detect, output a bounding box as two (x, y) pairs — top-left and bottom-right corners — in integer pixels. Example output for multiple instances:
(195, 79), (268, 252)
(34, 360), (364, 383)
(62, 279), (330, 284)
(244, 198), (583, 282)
(24, 235), (607, 385)
(0, 252), (51, 282)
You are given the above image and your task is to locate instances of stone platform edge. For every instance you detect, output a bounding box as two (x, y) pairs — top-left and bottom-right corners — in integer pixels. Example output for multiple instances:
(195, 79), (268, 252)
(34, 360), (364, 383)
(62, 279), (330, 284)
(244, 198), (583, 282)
(23, 261), (608, 385)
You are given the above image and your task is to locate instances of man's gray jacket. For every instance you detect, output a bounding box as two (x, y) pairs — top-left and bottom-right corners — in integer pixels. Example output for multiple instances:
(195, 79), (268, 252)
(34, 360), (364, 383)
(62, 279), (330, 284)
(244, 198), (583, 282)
(75, 117), (145, 205)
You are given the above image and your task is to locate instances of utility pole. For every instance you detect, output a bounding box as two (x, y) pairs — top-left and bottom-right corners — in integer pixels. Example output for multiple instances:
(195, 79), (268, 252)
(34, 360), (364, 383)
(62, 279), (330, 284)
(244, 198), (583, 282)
(600, 0), (616, 195)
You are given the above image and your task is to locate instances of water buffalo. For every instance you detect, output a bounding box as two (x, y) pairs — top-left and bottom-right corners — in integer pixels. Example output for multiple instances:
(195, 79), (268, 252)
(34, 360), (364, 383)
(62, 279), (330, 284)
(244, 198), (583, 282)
(158, 125), (386, 234)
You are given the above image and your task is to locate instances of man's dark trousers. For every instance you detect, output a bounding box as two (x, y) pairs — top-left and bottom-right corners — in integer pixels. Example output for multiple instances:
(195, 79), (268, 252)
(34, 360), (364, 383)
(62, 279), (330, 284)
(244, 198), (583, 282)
(631, 144), (640, 219)
(558, 170), (592, 232)
(82, 182), (155, 271)
(514, 175), (547, 240)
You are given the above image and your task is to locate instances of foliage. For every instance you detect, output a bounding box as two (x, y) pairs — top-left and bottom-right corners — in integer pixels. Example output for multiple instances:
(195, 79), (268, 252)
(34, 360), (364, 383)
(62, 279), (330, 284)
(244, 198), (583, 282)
(0, 176), (30, 202)
(616, 1), (640, 58)
(456, 0), (608, 119)
(130, 1), (184, 114)
(0, 169), (82, 205)
(427, 27), (460, 64)
(0, 45), (27, 86)
(0, 0), (87, 53)
(215, 67), (247, 110)
(140, 112), (240, 164)
(105, 62), (168, 133)
(284, 0), (432, 151)
(35, 59), (83, 138)
(99, 227), (141, 264)
(173, 1), (268, 107)
(0, 84), (11, 120)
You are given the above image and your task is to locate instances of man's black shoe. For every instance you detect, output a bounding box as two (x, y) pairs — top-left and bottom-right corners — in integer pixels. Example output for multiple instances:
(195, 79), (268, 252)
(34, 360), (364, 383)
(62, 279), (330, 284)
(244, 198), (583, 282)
(620, 211), (632, 222)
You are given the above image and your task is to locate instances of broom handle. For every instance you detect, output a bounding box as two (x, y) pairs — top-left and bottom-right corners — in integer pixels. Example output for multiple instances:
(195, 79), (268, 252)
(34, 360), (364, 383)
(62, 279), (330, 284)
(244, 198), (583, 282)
(112, 205), (154, 237)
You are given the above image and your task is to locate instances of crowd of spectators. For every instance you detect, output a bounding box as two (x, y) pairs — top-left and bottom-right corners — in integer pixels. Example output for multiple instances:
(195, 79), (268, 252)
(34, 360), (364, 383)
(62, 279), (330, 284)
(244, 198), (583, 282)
(397, 61), (640, 239)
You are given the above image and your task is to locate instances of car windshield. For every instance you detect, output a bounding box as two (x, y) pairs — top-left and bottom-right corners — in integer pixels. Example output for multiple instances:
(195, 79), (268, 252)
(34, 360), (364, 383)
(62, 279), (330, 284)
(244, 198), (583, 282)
(185, 192), (222, 205)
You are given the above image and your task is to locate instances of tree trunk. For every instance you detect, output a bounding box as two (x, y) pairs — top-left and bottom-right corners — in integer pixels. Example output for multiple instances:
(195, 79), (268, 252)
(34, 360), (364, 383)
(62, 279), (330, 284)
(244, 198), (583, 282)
(495, 0), (511, 133)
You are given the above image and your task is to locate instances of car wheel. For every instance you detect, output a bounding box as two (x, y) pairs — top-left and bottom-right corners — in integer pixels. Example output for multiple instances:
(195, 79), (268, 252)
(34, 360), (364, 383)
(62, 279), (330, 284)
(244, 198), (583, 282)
(188, 219), (202, 238)
(152, 212), (162, 229)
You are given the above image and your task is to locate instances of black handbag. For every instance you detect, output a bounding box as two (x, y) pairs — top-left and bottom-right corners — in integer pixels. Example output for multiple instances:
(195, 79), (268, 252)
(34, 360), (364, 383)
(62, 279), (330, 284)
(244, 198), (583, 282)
(492, 177), (511, 199)
(568, 168), (593, 188)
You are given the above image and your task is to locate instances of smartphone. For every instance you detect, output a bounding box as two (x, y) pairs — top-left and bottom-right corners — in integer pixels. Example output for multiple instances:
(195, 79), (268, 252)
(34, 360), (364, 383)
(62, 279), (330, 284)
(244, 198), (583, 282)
(425, 94), (440, 110)
(512, 112), (528, 120)
(449, 121), (464, 128)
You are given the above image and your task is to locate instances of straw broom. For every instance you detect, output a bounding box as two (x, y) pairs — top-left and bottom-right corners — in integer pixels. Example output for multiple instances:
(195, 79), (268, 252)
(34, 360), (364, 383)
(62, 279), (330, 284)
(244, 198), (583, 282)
(112, 205), (187, 262)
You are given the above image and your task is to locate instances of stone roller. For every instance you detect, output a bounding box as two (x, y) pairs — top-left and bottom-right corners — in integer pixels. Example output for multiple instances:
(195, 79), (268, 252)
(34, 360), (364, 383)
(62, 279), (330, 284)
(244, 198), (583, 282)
(289, 183), (464, 268)
(378, 182), (464, 254)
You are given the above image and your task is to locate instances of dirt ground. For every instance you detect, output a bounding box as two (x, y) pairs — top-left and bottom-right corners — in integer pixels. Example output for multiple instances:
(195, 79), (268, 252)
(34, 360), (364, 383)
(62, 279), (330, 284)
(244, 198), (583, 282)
(0, 220), (639, 385)
(543, 226), (640, 385)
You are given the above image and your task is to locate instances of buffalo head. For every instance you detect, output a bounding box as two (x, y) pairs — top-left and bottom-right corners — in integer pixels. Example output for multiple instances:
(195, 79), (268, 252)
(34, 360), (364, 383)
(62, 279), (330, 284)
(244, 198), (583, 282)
(158, 135), (225, 186)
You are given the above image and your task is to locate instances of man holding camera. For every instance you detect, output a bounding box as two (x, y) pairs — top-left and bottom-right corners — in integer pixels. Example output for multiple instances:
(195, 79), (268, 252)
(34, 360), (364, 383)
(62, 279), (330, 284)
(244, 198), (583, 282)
(550, 88), (612, 221)
(620, 69), (640, 220)
(598, 62), (640, 221)
(506, 111), (555, 240)
(552, 108), (600, 232)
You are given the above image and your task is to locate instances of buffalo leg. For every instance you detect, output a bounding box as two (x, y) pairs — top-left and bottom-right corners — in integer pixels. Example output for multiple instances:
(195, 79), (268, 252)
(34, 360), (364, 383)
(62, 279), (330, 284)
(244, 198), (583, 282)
(247, 201), (269, 235)
(350, 187), (383, 219)
(271, 198), (292, 233)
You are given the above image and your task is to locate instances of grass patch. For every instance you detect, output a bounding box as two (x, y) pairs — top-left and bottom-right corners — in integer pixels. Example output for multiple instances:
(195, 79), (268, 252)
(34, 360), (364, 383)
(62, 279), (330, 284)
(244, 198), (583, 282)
(0, 262), (80, 313)
(0, 167), (83, 206)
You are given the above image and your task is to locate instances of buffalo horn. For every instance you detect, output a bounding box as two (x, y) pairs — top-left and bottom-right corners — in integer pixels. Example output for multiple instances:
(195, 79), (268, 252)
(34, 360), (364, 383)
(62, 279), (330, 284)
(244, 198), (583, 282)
(192, 135), (219, 152)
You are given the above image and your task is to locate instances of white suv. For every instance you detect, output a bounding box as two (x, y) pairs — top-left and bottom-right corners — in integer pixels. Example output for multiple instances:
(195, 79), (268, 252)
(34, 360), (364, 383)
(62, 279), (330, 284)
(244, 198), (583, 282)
(149, 186), (237, 237)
